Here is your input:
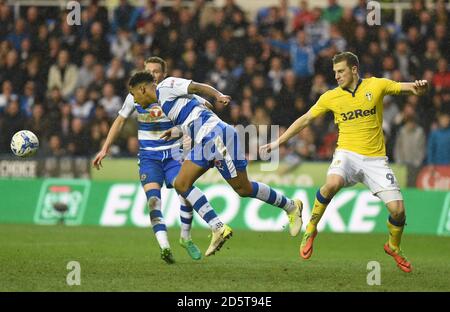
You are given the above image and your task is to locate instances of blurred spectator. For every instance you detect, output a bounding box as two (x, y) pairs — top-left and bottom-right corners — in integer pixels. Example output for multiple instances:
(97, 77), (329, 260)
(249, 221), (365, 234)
(0, 80), (17, 113)
(1, 49), (23, 91)
(402, 0), (424, 33)
(227, 103), (249, 127)
(428, 111), (450, 165)
(106, 58), (126, 95)
(112, 0), (139, 33)
(123, 136), (139, 157)
(25, 6), (42, 38)
(338, 7), (358, 42)
(20, 81), (37, 116)
(71, 87), (94, 121)
(47, 50), (79, 99)
(0, 2), (14, 40)
(99, 82), (122, 119)
(25, 102), (50, 140)
(77, 53), (97, 89)
(352, 0), (367, 24)
(67, 118), (90, 156)
(257, 6), (285, 36)
(276, 70), (298, 126)
(6, 18), (28, 51)
(267, 56), (284, 94)
(59, 20), (79, 54)
(323, 0), (343, 24)
(434, 23), (449, 59)
(207, 56), (232, 94)
(292, 0), (314, 32)
(432, 58), (450, 91)
(268, 30), (328, 79)
(309, 74), (329, 103)
(88, 21), (110, 64)
(0, 100), (26, 152)
(288, 126), (316, 161)
(394, 106), (426, 187)
(23, 56), (46, 97)
(44, 134), (66, 157)
(111, 28), (133, 62)
(304, 7), (330, 43)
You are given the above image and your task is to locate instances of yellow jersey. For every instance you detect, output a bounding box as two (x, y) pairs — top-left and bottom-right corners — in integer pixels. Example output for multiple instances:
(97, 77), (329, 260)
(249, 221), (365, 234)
(309, 77), (401, 157)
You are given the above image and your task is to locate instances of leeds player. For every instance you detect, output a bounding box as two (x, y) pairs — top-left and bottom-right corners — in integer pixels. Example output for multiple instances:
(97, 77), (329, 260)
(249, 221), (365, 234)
(128, 71), (303, 257)
(261, 52), (428, 272)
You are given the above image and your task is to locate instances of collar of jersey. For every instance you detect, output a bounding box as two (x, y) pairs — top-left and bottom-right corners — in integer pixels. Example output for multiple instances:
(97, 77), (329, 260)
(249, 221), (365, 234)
(342, 78), (363, 97)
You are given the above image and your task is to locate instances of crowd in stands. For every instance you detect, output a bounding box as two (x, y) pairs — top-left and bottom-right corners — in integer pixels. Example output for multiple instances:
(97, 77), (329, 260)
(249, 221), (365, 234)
(0, 0), (449, 183)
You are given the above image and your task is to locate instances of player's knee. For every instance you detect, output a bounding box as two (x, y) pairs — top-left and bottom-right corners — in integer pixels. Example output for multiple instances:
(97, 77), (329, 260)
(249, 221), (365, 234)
(388, 200), (405, 221)
(148, 196), (159, 209)
(322, 181), (342, 197)
(174, 179), (189, 195)
(233, 184), (252, 197)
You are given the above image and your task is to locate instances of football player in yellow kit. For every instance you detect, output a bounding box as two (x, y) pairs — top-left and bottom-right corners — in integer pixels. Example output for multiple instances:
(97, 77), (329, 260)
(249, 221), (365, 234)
(261, 52), (428, 273)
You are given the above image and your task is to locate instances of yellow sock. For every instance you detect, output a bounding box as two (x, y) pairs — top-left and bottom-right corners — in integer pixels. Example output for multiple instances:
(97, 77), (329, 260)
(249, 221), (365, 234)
(387, 217), (405, 251)
(306, 191), (330, 233)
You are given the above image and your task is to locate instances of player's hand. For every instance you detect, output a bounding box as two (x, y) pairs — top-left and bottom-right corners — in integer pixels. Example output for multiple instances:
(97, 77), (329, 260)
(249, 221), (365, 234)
(412, 80), (428, 96)
(160, 127), (183, 141)
(216, 94), (231, 106)
(259, 141), (279, 158)
(92, 150), (107, 170)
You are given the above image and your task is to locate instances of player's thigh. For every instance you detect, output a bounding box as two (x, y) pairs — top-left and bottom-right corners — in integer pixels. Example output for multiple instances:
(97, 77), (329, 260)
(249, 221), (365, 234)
(362, 157), (400, 195)
(212, 123), (249, 189)
(139, 158), (164, 188)
(174, 159), (209, 191)
(327, 150), (359, 188)
(163, 158), (182, 189)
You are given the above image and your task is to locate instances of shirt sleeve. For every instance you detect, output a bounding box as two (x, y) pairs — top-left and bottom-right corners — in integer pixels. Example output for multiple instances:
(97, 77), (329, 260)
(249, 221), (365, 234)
(309, 92), (330, 118)
(118, 93), (135, 118)
(157, 77), (192, 104)
(380, 78), (401, 95)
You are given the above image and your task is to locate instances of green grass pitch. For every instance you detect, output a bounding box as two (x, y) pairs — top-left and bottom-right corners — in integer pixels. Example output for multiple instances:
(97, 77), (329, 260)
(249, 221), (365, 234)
(1, 224), (449, 291)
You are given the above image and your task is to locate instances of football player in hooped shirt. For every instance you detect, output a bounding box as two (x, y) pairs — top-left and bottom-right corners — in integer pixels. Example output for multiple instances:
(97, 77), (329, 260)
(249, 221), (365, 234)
(93, 57), (208, 264)
(128, 71), (303, 258)
(261, 52), (428, 272)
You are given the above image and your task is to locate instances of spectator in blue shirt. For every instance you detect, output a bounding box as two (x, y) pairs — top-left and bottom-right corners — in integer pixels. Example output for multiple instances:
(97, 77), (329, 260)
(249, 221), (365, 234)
(268, 30), (328, 78)
(428, 111), (450, 165)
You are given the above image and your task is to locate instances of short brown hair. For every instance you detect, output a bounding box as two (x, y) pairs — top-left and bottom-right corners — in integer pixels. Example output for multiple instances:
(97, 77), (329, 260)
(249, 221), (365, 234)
(332, 52), (359, 69)
(145, 56), (167, 73)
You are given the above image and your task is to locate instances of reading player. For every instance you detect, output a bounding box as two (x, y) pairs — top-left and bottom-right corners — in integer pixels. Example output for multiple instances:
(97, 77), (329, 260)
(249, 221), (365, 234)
(128, 71), (303, 257)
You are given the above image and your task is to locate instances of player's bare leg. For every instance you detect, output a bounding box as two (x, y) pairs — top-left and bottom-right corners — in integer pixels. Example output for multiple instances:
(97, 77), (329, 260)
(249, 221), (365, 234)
(174, 160), (232, 257)
(384, 199), (412, 272)
(300, 174), (344, 259)
(143, 183), (174, 264)
(226, 169), (303, 236)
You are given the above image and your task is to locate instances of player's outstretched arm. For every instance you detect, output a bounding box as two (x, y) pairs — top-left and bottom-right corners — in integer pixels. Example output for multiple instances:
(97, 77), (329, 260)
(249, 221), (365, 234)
(188, 81), (231, 106)
(399, 80), (428, 96)
(92, 115), (126, 170)
(260, 110), (314, 154)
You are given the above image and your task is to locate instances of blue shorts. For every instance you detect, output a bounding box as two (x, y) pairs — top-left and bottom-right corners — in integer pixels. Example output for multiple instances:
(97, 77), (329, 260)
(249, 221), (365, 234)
(187, 121), (247, 180)
(138, 153), (182, 188)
